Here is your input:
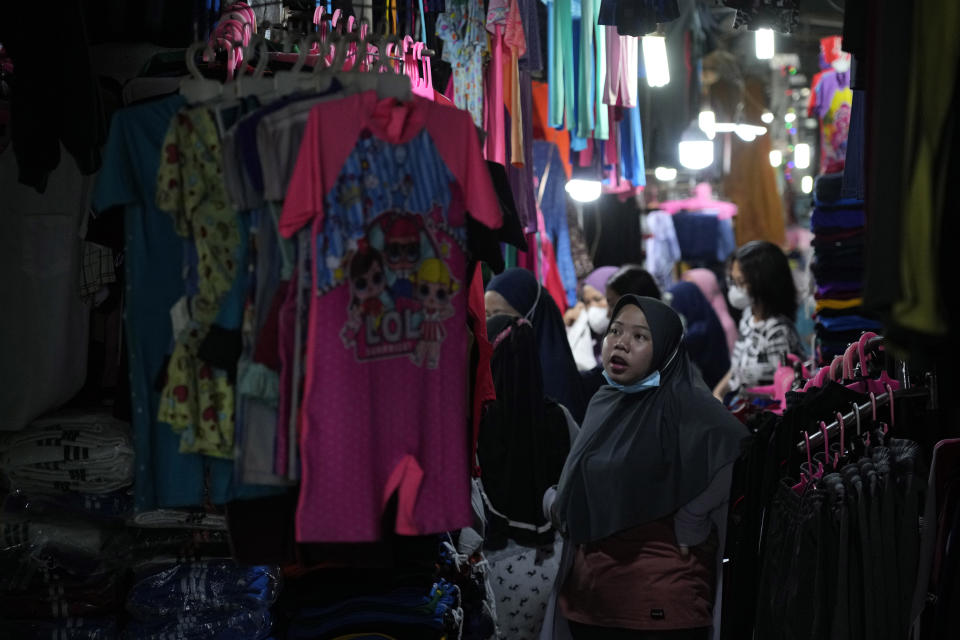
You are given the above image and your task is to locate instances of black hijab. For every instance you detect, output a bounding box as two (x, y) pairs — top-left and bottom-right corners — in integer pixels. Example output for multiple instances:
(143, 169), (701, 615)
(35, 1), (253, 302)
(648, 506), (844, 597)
(486, 268), (587, 421)
(554, 295), (748, 545)
(479, 316), (572, 548)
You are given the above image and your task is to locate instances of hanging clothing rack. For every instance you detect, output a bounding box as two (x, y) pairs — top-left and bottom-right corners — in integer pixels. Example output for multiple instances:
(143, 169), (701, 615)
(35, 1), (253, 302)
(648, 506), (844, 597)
(796, 386), (930, 453)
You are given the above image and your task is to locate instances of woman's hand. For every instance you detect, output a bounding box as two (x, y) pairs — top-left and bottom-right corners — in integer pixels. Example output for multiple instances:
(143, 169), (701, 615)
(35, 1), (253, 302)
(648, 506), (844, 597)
(712, 369), (733, 401)
(564, 302), (585, 327)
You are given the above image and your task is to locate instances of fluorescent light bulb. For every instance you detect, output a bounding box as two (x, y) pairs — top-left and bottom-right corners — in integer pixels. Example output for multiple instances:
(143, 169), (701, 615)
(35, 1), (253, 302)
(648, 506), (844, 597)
(654, 166), (678, 181)
(565, 179), (602, 202)
(678, 140), (714, 170)
(794, 143), (811, 169)
(785, 112), (797, 124)
(642, 36), (670, 88)
(769, 150), (783, 167)
(756, 28), (774, 60)
(801, 175), (813, 194)
(698, 110), (716, 139)
(761, 111), (775, 124)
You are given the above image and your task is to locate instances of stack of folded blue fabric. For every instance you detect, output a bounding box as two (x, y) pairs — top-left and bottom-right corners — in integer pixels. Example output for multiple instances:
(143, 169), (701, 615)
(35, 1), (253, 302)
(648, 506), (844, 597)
(124, 561), (281, 639)
(809, 173), (882, 364)
(285, 579), (463, 639)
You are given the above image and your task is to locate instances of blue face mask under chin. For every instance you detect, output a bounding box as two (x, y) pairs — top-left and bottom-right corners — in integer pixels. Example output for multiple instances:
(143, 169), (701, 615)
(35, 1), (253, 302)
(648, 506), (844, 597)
(602, 369), (661, 394)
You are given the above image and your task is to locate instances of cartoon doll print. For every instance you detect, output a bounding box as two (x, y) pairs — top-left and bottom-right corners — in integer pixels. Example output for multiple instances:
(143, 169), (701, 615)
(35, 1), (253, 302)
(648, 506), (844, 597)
(340, 244), (393, 348)
(381, 214), (428, 308)
(410, 258), (459, 369)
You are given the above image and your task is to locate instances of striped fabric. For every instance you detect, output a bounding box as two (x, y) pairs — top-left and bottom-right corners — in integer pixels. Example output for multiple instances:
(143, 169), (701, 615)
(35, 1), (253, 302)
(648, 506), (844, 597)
(0, 413), (133, 494)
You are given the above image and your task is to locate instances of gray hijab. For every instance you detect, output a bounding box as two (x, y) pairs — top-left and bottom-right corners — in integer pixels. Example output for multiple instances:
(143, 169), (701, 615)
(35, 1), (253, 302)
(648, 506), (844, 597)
(554, 295), (748, 545)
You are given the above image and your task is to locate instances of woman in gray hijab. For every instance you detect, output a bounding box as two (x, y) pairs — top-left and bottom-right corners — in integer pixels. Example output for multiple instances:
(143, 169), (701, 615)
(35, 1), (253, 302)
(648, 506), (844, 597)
(542, 295), (747, 640)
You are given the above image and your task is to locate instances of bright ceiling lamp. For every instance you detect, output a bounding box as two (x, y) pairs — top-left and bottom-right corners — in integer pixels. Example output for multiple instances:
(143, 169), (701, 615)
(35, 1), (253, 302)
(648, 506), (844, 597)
(769, 150), (783, 167)
(735, 124), (767, 141)
(794, 143), (811, 169)
(654, 166), (678, 181)
(761, 111), (775, 124)
(784, 111), (797, 124)
(678, 121), (714, 170)
(565, 179), (602, 203)
(642, 36), (670, 88)
(801, 175), (813, 194)
(755, 28), (774, 60)
(698, 110), (716, 139)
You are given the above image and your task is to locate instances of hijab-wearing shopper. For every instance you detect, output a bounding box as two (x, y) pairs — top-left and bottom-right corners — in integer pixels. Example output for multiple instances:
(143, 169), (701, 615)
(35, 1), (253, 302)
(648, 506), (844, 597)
(543, 296), (747, 640)
(565, 266), (619, 371)
(480, 315), (579, 639)
(604, 265), (662, 310)
(666, 282), (731, 389)
(486, 268), (588, 422)
(712, 241), (805, 400)
(681, 268), (738, 354)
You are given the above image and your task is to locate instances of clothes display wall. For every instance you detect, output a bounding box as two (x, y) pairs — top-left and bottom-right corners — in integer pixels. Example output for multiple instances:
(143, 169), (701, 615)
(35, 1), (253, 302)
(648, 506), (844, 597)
(721, 340), (942, 640)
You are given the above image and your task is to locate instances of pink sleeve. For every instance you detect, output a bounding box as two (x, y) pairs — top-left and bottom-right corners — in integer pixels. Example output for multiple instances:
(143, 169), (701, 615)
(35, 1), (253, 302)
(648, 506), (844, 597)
(429, 106), (503, 230)
(279, 94), (367, 238)
(279, 110), (324, 238)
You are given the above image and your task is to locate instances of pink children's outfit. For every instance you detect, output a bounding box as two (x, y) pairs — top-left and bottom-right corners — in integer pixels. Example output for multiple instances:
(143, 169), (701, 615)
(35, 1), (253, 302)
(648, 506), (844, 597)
(280, 92), (502, 543)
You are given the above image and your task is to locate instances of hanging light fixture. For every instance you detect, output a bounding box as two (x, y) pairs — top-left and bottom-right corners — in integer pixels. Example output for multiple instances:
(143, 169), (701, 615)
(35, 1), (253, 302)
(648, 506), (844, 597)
(755, 28), (774, 60)
(654, 166), (678, 181)
(642, 36), (670, 88)
(761, 111), (775, 124)
(734, 124), (767, 141)
(698, 110), (716, 139)
(566, 179), (602, 202)
(678, 120), (714, 170)
(801, 175), (814, 194)
(784, 111), (797, 124)
(794, 143), (811, 169)
(769, 150), (783, 167)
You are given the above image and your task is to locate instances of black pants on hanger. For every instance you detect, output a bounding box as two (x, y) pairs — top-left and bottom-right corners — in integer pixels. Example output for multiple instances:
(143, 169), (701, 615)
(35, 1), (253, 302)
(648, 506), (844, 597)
(568, 621), (710, 640)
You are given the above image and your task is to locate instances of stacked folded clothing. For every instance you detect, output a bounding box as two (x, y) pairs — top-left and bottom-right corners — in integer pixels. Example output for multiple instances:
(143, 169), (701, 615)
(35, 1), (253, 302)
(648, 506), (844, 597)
(284, 579), (463, 640)
(809, 174), (882, 363)
(0, 412), (134, 496)
(0, 517), (128, 639)
(124, 561), (281, 639)
(0, 412), (135, 639)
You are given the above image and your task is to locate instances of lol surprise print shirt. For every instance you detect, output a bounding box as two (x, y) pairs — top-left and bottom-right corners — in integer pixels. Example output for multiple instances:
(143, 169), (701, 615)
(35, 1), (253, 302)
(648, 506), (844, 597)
(280, 92), (502, 543)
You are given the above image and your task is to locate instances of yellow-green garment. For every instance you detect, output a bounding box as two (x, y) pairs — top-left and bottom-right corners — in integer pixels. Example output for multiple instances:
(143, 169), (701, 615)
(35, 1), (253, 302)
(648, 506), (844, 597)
(155, 107), (240, 458)
(815, 298), (864, 312)
(894, 0), (959, 336)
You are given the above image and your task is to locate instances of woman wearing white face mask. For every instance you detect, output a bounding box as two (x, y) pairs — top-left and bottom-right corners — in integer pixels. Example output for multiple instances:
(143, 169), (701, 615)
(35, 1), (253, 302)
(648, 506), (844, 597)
(566, 267), (618, 371)
(711, 241), (805, 401)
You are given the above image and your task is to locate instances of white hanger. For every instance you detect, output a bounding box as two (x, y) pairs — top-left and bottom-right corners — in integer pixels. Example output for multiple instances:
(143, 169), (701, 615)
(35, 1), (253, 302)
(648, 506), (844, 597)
(232, 36), (274, 98)
(371, 33), (412, 100)
(180, 41), (224, 104)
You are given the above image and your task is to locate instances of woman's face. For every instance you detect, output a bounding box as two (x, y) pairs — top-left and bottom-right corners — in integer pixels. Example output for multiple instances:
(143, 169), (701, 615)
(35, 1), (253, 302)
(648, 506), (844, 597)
(729, 260), (749, 296)
(484, 290), (521, 319)
(582, 284), (607, 309)
(601, 304), (654, 385)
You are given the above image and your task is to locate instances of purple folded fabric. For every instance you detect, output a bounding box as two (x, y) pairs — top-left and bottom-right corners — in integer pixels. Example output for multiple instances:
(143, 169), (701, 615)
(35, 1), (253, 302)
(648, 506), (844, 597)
(815, 283), (863, 297)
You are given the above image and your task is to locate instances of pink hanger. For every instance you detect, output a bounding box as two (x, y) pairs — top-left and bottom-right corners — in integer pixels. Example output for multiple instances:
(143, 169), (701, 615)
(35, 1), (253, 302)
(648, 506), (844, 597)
(816, 421), (828, 478)
(834, 411), (845, 468)
(885, 383), (895, 426)
(793, 431), (814, 494)
(829, 356), (844, 382)
(842, 341), (860, 381)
